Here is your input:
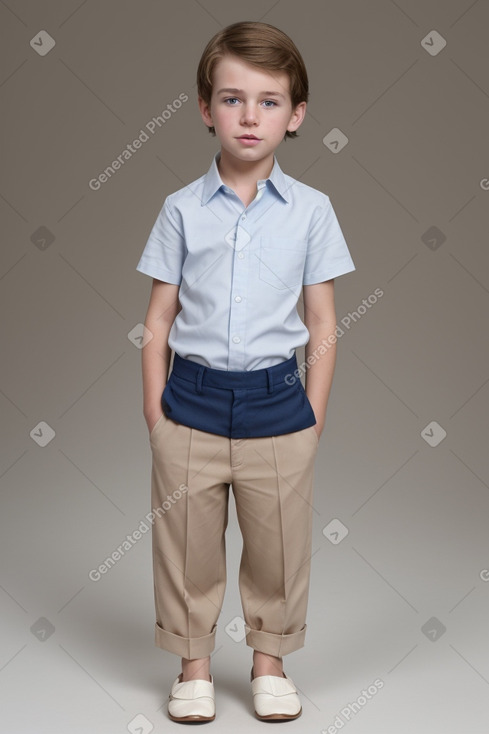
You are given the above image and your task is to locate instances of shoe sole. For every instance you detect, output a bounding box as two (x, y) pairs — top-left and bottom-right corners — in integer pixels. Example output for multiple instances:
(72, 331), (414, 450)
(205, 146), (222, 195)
(168, 712), (215, 722)
(254, 707), (302, 721)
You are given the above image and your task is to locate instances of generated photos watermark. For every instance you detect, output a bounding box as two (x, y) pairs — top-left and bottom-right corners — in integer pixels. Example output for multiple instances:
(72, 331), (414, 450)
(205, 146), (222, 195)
(89, 483), (188, 582)
(285, 287), (384, 384)
(322, 678), (384, 732)
(89, 92), (189, 191)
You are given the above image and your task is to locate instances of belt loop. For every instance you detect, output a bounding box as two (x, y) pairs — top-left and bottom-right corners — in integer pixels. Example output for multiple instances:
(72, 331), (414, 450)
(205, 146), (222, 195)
(266, 367), (273, 393)
(196, 365), (205, 394)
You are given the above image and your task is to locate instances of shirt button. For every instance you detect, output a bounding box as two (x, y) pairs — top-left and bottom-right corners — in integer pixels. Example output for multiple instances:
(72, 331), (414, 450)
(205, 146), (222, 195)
(232, 336), (241, 344)
(241, 215), (246, 221)
(234, 295), (242, 302)
(238, 252), (245, 259)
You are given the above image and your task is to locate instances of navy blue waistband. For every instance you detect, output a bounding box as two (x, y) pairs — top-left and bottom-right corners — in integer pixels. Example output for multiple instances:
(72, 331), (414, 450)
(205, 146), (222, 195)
(171, 352), (298, 391)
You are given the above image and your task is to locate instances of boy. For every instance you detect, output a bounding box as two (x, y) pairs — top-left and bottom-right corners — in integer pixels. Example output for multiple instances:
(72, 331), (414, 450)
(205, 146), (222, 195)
(136, 21), (355, 723)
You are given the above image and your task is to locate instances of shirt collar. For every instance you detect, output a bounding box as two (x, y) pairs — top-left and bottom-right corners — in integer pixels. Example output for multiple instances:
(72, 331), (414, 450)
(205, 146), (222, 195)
(201, 150), (290, 206)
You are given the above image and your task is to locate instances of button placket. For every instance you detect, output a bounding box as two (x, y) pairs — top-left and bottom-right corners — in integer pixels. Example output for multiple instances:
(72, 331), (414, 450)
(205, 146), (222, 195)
(226, 185), (266, 370)
(228, 218), (251, 370)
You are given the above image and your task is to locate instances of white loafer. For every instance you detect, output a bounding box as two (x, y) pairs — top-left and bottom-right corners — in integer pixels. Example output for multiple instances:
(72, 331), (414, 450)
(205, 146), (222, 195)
(250, 667), (302, 720)
(168, 672), (215, 722)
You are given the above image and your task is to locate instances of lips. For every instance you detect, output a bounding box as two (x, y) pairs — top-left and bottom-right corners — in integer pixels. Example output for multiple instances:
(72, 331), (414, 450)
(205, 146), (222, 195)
(238, 135), (260, 140)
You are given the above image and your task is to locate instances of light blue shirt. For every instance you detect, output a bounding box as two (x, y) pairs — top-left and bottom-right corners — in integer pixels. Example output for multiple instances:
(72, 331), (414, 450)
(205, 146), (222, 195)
(136, 151), (355, 371)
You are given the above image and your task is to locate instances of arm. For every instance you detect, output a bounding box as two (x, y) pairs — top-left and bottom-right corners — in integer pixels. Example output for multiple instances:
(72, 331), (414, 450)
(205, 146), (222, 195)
(303, 279), (338, 439)
(141, 279), (181, 433)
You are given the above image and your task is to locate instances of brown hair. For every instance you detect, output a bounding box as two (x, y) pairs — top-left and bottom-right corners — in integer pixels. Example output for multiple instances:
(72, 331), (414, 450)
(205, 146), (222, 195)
(196, 21), (309, 139)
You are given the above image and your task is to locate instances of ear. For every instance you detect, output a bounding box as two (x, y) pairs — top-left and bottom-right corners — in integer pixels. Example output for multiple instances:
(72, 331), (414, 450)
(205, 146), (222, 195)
(287, 101), (307, 134)
(198, 96), (214, 127)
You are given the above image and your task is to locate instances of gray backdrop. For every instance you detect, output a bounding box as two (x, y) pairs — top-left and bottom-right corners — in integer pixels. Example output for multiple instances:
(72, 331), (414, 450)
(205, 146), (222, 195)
(1, 1), (488, 732)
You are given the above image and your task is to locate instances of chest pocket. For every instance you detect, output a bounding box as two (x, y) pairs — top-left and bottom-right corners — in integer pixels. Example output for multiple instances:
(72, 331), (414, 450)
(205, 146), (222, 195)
(258, 236), (307, 290)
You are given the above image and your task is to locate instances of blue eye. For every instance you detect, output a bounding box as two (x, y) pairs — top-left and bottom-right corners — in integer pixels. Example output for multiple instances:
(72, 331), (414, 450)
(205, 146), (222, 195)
(222, 98), (277, 107)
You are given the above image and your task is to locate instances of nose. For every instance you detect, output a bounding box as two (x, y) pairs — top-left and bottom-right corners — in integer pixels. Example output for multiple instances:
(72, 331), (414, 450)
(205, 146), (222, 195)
(240, 103), (258, 126)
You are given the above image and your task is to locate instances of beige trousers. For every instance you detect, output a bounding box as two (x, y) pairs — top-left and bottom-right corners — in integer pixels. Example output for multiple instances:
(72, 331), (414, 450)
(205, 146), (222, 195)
(149, 411), (319, 660)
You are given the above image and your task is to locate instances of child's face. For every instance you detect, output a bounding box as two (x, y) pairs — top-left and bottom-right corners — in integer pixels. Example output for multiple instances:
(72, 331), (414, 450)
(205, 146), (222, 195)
(199, 54), (306, 163)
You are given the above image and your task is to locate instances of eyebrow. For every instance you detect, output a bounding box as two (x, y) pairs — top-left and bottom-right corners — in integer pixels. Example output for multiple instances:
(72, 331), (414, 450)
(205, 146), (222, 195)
(216, 87), (286, 99)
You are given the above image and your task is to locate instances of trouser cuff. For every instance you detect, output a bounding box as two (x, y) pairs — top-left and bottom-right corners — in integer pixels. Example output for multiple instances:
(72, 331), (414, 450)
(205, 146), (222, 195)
(155, 622), (217, 658)
(244, 624), (307, 656)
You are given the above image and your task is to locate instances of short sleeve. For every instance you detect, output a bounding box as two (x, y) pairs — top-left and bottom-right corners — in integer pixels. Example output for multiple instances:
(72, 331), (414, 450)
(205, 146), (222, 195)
(303, 196), (355, 284)
(136, 198), (185, 284)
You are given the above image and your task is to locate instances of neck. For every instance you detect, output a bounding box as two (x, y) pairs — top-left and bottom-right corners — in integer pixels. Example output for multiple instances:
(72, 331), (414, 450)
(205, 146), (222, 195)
(217, 149), (274, 188)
